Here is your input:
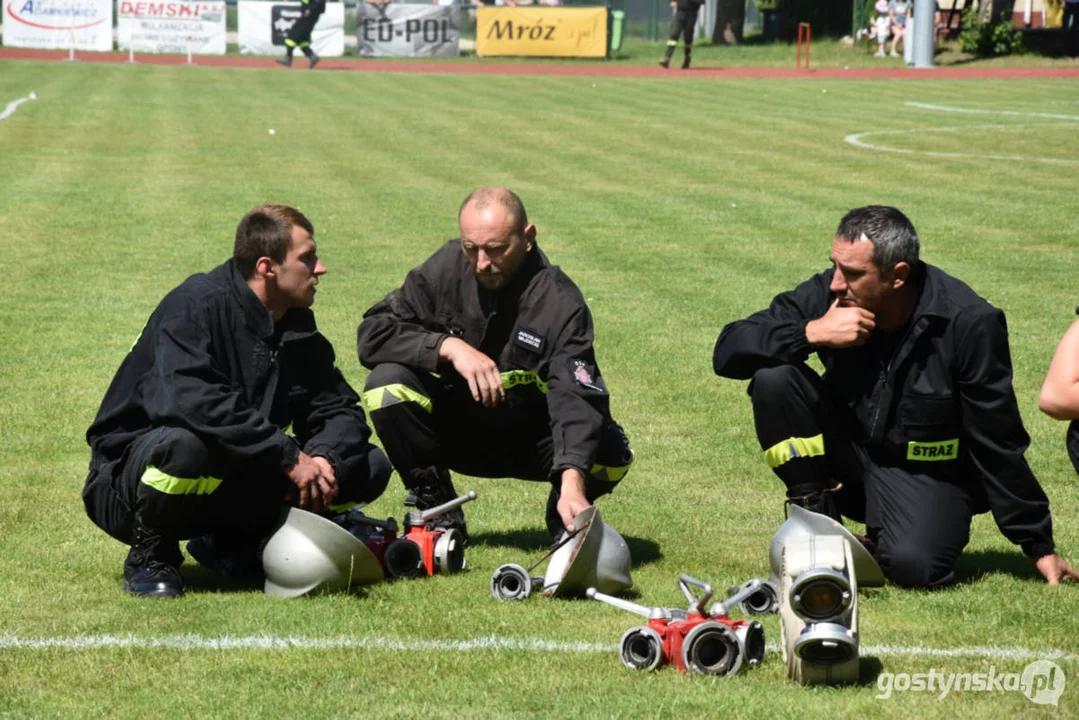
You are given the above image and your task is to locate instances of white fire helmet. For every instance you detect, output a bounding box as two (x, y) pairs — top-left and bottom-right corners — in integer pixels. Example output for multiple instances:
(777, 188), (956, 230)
(262, 507), (384, 598)
(543, 506), (633, 598)
(769, 504), (885, 587)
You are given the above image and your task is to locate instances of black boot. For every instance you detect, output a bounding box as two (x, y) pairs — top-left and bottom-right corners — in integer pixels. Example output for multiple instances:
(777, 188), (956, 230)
(186, 532), (265, 585)
(275, 50), (293, 67)
(405, 466), (468, 541)
(785, 483), (842, 522)
(681, 50), (691, 69)
(123, 524), (184, 598)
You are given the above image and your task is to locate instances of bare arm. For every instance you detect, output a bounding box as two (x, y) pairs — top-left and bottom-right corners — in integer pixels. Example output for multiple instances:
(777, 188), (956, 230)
(1039, 318), (1079, 420)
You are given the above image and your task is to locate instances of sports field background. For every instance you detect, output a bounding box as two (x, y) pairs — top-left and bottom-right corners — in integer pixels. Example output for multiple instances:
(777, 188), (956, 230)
(0, 61), (1077, 717)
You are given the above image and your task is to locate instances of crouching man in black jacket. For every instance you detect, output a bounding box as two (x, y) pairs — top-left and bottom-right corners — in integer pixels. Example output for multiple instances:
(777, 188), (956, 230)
(713, 205), (1078, 587)
(84, 204), (391, 597)
(357, 187), (633, 539)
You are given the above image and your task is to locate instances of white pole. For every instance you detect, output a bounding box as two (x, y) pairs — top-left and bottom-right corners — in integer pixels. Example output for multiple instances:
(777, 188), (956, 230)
(128, 44), (135, 62)
(1023, 0), (1032, 27)
(187, 35), (193, 64)
(68, 1), (76, 61)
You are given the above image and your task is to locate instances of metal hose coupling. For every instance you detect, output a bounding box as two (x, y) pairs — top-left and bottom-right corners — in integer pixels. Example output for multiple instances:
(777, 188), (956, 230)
(384, 538), (424, 578)
(490, 563), (543, 601)
(726, 578), (779, 615)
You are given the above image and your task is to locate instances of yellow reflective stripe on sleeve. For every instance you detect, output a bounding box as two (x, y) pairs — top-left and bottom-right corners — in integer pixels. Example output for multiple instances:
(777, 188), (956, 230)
(363, 384), (433, 414)
(763, 434), (825, 469)
(907, 439), (959, 461)
(141, 465), (223, 496)
(327, 501), (359, 514)
(590, 457), (634, 484)
(500, 369), (548, 394)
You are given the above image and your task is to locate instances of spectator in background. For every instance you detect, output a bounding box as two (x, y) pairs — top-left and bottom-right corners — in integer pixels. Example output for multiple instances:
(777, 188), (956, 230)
(1060, 0), (1079, 56)
(276, 0), (327, 68)
(1039, 311), (1079, 474)
(888, 0), (912, 57)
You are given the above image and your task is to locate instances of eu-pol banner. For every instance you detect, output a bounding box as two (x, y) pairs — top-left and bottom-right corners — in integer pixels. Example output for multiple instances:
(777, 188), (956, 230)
(357, 3), (459, 57)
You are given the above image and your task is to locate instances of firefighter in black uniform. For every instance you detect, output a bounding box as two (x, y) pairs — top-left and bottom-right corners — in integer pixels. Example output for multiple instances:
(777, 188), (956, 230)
(1040, 311), (1079, 477)
(659, 0), (704, 69)
(713, 205), (1078, 587)
(357, 187), (633, 539)
(83, 204), (391, 597)
(276, 0), (327, 68)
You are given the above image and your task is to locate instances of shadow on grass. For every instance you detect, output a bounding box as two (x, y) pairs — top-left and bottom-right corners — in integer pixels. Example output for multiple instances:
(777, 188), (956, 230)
(858, 656), (887, 686)
(471, 528), (663, 569)
(955, 550), (1042, 583)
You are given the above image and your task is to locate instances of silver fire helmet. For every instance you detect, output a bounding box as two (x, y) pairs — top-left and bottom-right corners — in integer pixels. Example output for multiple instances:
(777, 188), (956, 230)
(769, 504), (885, 587)
(543, 507), (633, 598)
(262, 507), (384, 597)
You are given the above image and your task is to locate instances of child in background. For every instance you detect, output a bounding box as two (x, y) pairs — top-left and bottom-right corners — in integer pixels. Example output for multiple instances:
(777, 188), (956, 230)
(873, 0), (892, 57)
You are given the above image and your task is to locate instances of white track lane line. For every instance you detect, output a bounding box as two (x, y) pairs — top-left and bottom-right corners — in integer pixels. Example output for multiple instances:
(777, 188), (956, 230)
(0, 91), (38, 122)
(0, 634), (1075, 663)
(845, 122), (1079, 164)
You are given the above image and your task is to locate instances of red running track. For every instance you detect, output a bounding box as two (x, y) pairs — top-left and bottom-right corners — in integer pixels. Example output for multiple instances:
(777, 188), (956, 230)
(3, 47), (1079, 79)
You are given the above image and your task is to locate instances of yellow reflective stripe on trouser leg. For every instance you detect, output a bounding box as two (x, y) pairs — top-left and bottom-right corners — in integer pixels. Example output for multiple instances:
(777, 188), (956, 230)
(590, 451), (635, 484)
(285, 39), (297, 47)
(763, 435), (825, 469)
(141, 465), (223, 495)
(363, 384), (434, 414)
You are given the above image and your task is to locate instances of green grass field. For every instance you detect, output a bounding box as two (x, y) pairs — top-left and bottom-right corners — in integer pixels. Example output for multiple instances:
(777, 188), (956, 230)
(0, 61), (1077, 718)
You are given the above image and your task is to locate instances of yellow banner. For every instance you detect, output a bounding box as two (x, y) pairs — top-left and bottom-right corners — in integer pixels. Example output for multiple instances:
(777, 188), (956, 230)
(476, 6), (608, 58)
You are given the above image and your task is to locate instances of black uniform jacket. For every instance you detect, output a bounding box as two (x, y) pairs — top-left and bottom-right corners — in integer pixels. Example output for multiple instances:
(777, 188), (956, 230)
(713, 263), (1054, 557)
(86, 260), (371, 482)
(357, 240), (613, 476)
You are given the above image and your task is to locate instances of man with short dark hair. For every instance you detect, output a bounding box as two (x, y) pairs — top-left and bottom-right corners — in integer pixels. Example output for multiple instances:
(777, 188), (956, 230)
(357, 187), (633, 539)
(84, 204), (390, 597)
(713, 205), (1077, 587)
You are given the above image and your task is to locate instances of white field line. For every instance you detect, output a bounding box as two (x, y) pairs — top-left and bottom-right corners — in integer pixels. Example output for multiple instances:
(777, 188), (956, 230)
(844, 122), (1079, 165)
(0, 633), (1076, 663)
(0, 91), (38, 122)
(846, 102), (1079, 164)
(903, 101), (1079, 122)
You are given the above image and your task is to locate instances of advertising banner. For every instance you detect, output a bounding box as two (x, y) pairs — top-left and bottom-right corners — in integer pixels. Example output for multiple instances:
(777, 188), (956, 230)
(238, 0), (345, 57)
(356, 3), (459, 57)
(2, 0), (113, 51)
(118, 1), (227, 54)
(476, 6), (607, 58)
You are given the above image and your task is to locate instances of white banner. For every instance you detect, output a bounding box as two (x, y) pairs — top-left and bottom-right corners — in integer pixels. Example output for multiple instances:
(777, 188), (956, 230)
(356, 4), (459, 57)
(1, 0), (113, 51)
(237, 0), (345, 57)
(118, 1), (227, 54)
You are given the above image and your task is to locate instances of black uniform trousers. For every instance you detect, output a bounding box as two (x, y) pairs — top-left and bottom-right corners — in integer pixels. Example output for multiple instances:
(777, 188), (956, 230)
(748, 364), (975, 588)
(363, 363), (633, 535)
(84, 427), (391, 546)
(668, 8), (699, 48)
